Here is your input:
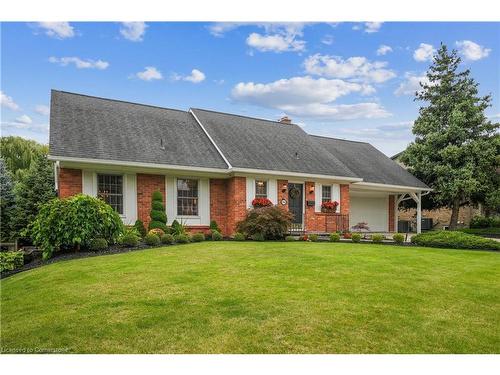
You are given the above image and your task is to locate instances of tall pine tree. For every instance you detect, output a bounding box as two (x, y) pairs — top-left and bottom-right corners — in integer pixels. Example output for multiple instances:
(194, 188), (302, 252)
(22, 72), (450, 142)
(401, 44), (499, 230)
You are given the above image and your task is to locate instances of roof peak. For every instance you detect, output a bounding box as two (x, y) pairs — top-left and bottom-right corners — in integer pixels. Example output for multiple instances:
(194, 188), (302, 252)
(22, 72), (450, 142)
(309, 134), (371, 145)
(51, 89), (188, 114)
(191, 107), (300, 127)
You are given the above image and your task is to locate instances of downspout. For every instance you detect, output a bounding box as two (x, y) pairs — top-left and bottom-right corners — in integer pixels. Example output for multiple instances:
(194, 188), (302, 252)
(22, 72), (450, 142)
(53, 160), (60, 196)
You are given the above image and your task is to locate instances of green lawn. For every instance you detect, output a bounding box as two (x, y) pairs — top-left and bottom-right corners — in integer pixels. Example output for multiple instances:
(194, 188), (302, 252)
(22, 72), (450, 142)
(1, 242), (499, 353)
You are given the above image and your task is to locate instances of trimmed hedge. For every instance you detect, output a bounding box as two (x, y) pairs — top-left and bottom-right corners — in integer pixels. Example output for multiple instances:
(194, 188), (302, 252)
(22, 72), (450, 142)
(411, 231), (500, 251)
(133, 220), (147, 238)
(89, 238), (108, 251)
(175, 234), (190, 244)
(372, 234), (384, 244)
(0, 251), (24, 272)
(144, 233), (160, 246)
(211, 231), (223, 241)
(233, 232), (246, 241)
(191, 233), (205, 242)
(161, 234), (175, 245)
(251, 233), (265, 242)
(393, 233), (405, 244)
(351, 233), (361, 243)
(285, 236), (296, 242)
(329, 233), (340, 242)
(309, 234), (319, 242)
(459, 228), (500, 236)
(470, 216), (500, 229)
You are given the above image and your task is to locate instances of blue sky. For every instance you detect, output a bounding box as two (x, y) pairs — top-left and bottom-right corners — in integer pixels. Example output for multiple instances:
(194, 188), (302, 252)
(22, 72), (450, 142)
(1, 22), (498, 156)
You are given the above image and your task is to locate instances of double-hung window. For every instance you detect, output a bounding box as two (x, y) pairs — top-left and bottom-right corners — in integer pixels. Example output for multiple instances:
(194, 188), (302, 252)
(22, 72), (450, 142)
(321, 185), (332, 203)
(97, 174), (123, 214)
(177, 179), (198, 216)
(255, 180), (268, 198)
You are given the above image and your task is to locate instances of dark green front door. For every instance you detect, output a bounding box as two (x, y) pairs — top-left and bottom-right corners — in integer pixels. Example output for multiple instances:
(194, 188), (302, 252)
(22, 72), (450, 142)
(288, 183), (303, 228)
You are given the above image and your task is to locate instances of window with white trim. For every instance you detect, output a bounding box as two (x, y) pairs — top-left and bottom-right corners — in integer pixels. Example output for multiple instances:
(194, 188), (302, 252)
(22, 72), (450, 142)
(321, 185), (332, 203)
(97, 174), (123, 214)
(255, 180), (268, 198)
(177, 179), (198, 216)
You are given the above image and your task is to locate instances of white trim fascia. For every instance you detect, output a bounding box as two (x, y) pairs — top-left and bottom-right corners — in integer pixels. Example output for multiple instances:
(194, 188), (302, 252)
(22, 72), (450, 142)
(189, 109), (232, 169)
(352, 181), (432, 192)
(231, 168), (363, 182)
(48, 155), (229, 174)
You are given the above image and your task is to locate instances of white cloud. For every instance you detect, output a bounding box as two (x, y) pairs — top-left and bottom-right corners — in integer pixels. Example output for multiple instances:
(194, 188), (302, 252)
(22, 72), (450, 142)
(413, 43), (435, 62)
(172, 69), (206, 83)
(376, 44), (392, 56)
(456, 40), (491, 61)
(49, 56), (109, 70)
(304, 54), (396, 83)
(364, 22), (383, 33)
(35, 105), (50, 116)
(35, 22), (75, 39)
(136, 66), (163, 81)
(120, 22), (148, 42)
(246, 32), (305, 52)
(15, 114), (32, 124)
(321, 35), (334, 45)
(336, 121), (413, 141)
(231, 76), (389, 120)
(2, 121), (48, 134)
(394, 72), (432, 96)
(207, 22), (244, 37)
(1, 91), (20, 111)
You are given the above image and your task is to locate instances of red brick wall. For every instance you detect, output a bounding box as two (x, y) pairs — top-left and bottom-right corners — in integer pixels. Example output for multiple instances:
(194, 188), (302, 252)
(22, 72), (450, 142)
(388, 195), (395, 232)
(226, 177), (247, 236)
(303, 182), (350, 233)
(58, 168), (82, 198)
(277, 179), (289, 211)
(210, 178), (229, 235)
(137, 174), (166, 229)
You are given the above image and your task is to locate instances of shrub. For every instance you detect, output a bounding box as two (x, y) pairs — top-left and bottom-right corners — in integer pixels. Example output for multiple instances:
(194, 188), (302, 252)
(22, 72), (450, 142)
(30, 194), (124, 259)
(89, 238), (108, 251)
(372, 234), (384, 244)
(175, 234), (190, 244)
(144, 233), (160, 246)
(236, 206), (293, 240)
(0, 251), (24, 272)
(233, 232), (246, 241)
(285, 236), (296, 242)
(171, 219), (187, 236)
(161, 233), (175, 245)
(459, 227), (500, 236)
(470, 215), (500, 229)
(309, 234), (319, 242)
(211, 230), (223, 241)
(251, 232), (265, 241)
(411, 231), (500, 251)
(191, 233), (205, 242)
(120, 233), (140, 247)
(209, 220), (221, 233)
(133, 220), (147, 238)
(351, 233), (362, 243)
(148, 190), (167, 232)
(393, 233), (405, 244)
(329, 233), (341, 242)
(148, 228), (165, 237)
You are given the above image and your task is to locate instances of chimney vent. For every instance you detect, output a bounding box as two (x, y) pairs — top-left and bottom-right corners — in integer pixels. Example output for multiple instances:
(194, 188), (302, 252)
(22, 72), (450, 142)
(279, 116), (292, 125)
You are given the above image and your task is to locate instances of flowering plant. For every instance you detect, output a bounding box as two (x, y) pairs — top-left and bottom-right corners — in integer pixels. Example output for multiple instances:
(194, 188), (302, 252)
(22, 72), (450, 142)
(252, 197), (273, 208)
(321, 200), (339, 212)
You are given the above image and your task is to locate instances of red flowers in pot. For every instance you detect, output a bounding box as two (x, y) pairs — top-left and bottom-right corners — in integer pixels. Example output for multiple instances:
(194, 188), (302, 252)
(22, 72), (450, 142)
(252, 197), (273, 208)
(321, 200), (339, 213)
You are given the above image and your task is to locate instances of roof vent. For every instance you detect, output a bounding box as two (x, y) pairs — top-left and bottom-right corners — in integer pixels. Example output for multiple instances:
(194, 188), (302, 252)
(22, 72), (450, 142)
(279, 116), (292, 125)
(295, 152), (299, 159)
(160, 138), (165, 150)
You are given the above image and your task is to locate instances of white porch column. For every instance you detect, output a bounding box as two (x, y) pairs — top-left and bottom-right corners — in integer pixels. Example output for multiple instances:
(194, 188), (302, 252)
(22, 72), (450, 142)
(394, 194), (399, 233)
(416, 191), (422, 234)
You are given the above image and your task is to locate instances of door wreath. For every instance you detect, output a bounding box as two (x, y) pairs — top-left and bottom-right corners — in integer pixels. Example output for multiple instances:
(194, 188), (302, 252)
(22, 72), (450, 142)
(289, 186), (300, 199)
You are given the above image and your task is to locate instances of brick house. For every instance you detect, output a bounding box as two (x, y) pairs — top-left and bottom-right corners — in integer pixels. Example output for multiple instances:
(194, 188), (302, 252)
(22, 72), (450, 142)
(49, 90), (430, 235)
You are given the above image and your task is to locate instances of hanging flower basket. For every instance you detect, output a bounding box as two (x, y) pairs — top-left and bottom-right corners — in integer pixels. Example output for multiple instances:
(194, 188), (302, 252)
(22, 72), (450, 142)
(252, 197), (273, 208)
(321, 200), (339, 213)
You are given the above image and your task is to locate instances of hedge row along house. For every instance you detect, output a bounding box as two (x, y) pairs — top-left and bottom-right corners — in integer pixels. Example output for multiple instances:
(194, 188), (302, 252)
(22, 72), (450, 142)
(49, 90), (430, 235)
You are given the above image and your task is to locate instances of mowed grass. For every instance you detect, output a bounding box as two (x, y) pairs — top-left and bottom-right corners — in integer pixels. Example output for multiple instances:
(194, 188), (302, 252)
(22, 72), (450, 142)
(1, 242), (499, 353)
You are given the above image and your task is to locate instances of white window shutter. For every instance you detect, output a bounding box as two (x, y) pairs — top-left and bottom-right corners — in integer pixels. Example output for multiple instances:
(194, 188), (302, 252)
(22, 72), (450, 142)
(315, 182), (322, 212)
(246, 177), (255, 208)
(332, 184), (340, 212)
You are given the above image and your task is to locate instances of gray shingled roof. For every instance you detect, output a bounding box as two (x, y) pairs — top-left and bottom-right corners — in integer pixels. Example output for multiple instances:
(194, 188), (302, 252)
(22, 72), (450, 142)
(49, 91), (228, 169)
(191, 108), (358, 178)
(49, 91), (428, 189)
(311, 135), (429, 188)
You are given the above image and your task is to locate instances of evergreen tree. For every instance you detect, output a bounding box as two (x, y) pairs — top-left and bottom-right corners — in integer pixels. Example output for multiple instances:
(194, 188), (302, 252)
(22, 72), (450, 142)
(148, 190), (168, 232)
(401, 44), (499, 229)
(0, 158), (16, 241)
(13, 153), (56, 236)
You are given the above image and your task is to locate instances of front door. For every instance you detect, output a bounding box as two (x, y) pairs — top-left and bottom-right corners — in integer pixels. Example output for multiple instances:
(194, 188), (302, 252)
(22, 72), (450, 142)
(288, 183), (304, 230)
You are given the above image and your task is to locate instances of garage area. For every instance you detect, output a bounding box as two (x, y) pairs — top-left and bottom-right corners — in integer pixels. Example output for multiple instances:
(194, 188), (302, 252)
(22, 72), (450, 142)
(349, 192), (389, 232)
